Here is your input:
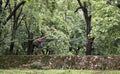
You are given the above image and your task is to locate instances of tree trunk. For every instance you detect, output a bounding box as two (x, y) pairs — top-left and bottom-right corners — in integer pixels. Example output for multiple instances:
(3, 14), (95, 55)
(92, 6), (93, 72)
(9, 1), (25, 54)
(76, 0), (94, 55)
(0, 0), (2, 12)
(86, 37), (94, 55)
(9, 31), (16, 54)
(0, 0), (2, 42)
(74, 46), (80, 55)
(27, 33), (34, 55)
(85, 15), (93, 55)
(24, 19), (34, 55)
(9, 2), (17, 54)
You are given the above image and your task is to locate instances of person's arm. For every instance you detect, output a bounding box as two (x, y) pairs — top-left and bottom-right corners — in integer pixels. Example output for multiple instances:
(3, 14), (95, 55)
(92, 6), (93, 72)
(36, 35), (48, 42)
(40, 35), (48, 40)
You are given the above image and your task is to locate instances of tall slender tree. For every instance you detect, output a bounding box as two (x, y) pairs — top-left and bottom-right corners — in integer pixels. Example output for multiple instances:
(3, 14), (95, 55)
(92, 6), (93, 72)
(75, 0), (94, 55)
(9, 1), (25, 54)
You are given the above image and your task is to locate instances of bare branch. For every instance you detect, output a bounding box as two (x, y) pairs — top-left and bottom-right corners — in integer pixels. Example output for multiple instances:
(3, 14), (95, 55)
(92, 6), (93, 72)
(16, 15), (25, 30)
(74, 7), (82, 13)
(8, 1), (12, 13)
(24, 19), (30, 34)
(0, 0), (2, 11)
(3, 1), (26, 25)
(4, 0), (9, 9)
(16, 5), (23, 22)
(77, 0), (83, 7)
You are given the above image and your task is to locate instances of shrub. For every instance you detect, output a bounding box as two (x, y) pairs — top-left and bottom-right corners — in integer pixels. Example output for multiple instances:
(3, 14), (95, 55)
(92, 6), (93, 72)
(30, 61), (42, 69)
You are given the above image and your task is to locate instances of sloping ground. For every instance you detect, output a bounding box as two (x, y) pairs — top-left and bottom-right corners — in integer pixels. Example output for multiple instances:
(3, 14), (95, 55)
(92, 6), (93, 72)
(0, 55), (120, 70)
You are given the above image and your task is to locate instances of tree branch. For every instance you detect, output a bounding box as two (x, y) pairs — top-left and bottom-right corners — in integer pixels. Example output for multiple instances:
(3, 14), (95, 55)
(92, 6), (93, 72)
(76, 0), (85, 13)
(0, 0), (2, 11)
(4, 0), (9, 9)
(77, 0), (83, 7)
(3, 1), (26, 25)
(16, 15), (25, 30)
(24, 19), (30, 34)
(16, 5), (23, 22)
(74, 7), (82, 13)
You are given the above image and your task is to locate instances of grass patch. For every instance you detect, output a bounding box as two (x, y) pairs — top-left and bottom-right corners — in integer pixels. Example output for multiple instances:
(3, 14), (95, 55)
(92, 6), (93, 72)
(0, 69), (120, 74)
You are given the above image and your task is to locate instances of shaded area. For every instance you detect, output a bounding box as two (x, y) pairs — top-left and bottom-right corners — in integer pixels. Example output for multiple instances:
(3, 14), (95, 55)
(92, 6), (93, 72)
(0, 55), (120, 70)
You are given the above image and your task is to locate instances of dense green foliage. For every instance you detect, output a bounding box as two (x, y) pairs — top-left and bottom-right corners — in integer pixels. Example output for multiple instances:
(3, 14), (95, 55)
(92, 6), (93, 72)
(0, 0), (120, 55)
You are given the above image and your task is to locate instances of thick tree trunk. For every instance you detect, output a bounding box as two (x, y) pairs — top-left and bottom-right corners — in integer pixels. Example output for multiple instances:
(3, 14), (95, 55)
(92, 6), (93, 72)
(85, 15), (94, 55)
(76, 0), (94, 55)
(86, 37), (94, 55)
(24, 19), (34, 55)
(9, 31), (16, 54)
(27, 33), (34, 55)
(9, 2), (17, 54)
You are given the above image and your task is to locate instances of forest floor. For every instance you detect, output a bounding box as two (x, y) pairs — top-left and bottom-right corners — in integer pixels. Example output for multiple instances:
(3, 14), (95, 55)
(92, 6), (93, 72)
(0, 69), (120, 74)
